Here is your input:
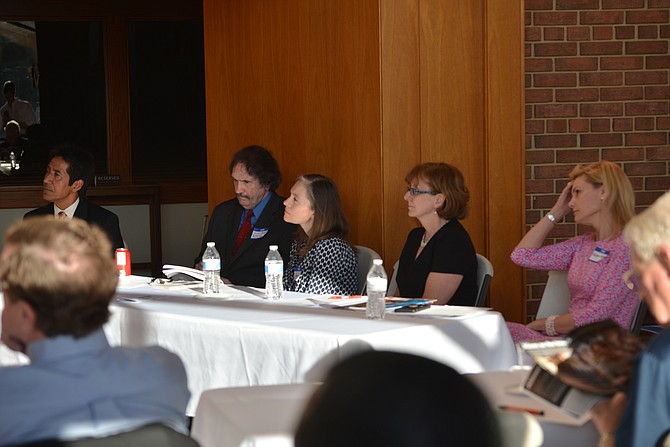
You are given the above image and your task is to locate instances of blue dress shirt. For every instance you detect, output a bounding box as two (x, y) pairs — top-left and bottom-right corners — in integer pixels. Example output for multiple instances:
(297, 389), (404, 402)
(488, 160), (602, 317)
(0, 329), (190, 445)
(238, 191), (273, 229)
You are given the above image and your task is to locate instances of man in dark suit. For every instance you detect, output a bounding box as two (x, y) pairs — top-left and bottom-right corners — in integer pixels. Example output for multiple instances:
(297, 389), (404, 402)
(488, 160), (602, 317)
(195, 145), (296, 288)
(24, 144), (124, 252)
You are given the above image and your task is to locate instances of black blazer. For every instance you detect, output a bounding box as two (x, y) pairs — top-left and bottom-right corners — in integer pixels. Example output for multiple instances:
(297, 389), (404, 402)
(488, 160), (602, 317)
(195, 192), (296, 288)
(24, 196), (125, 252)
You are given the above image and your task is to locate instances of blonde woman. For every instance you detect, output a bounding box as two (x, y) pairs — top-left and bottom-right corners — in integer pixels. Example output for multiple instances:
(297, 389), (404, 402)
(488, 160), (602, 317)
(508, 160), (638, 342)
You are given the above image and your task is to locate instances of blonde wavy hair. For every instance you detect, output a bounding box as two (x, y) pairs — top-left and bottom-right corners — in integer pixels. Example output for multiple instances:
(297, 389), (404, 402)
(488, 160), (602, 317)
(569, 160), (635, 237)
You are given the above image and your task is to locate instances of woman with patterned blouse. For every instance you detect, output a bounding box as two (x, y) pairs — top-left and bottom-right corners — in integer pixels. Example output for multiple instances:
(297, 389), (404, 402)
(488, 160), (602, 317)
(282, 174), (357, 295)
(508, 160), (638, 343)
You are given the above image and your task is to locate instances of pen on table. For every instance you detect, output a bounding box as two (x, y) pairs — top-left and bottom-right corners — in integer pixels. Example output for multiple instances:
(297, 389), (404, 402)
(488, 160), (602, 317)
(498, 405), (544, 416)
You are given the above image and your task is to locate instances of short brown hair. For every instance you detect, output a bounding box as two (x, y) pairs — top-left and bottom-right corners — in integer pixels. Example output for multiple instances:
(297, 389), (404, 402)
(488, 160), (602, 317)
(0, 217), (118, 338)
(405, 162), (470, 220)
(569, 160), (635, 237)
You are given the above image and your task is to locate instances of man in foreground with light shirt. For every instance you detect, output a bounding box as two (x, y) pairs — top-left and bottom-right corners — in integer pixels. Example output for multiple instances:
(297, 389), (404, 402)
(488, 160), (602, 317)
(24, 143), (124, 253)
(592, 191), (670, 447)
(0, 217), (190, 445)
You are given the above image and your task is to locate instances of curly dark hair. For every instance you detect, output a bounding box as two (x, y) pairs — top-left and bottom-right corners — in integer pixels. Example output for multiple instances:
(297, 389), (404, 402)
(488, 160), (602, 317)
(229, 145), (281, 191)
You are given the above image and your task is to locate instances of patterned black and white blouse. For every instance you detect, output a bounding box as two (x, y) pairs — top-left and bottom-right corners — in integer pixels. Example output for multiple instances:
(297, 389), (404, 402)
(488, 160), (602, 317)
(283, 237), (358, 295)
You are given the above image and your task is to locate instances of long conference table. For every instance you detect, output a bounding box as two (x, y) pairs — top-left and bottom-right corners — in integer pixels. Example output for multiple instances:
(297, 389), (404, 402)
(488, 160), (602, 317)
(0, 276), (517, 416)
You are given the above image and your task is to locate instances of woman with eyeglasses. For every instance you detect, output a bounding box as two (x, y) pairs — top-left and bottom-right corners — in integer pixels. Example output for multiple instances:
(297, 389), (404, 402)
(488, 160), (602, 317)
(396, 162), (478, 305)
(507, 160), (638, 343)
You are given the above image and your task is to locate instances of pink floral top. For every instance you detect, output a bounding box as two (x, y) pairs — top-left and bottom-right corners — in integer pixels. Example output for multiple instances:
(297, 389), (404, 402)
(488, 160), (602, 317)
(511, 233), (637, 330)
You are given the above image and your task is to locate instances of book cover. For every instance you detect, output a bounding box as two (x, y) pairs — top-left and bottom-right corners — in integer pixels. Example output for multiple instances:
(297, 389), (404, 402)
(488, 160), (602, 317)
(519, 320), (644, 422)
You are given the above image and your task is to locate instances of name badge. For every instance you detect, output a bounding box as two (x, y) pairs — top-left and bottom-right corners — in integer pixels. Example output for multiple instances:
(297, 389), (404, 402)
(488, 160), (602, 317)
(589, 247), (610, 263)
(293, 267), (302, 280)
(250, 228), (269, 240)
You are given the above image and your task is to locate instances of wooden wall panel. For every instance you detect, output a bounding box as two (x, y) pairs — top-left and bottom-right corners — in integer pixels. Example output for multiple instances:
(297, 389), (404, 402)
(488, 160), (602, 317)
(486, 0), (525, 321)
(104, 17), (132, 183)
(204, 0), (383, 255)
(380, 0), (422, 269)
(204, 0), (525, 319)
(419, 0), (486, 253)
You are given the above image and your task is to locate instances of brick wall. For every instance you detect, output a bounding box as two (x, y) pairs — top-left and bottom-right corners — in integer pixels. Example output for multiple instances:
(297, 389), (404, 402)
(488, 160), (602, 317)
(524, 0), (670, 320)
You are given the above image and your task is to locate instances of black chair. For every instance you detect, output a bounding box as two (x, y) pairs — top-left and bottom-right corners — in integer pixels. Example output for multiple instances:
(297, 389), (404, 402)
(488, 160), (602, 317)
(12, 424), (199, 447)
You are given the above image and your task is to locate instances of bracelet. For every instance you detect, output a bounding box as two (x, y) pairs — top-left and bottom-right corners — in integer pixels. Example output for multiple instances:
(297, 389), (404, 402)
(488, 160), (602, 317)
(546, 212), (557, 224)
(599, 432), (615, 447)
(545, 315), (558, 336)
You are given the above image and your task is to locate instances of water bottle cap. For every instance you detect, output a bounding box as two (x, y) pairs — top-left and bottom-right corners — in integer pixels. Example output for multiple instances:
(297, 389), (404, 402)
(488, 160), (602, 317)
(269, 245), (278, 250)
(373, 259), (383, 265)
(207, 242), (215, 247)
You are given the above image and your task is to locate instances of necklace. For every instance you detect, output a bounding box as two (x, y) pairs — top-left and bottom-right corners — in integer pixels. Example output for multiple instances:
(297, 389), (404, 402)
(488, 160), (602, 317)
(420, 220), (449, 248)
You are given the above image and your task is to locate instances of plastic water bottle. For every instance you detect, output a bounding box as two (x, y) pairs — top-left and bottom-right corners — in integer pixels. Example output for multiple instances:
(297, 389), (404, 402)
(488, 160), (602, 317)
(265, 245), (283, 300)
(366, 259), (388, 320)
(202, 242), (221, 294)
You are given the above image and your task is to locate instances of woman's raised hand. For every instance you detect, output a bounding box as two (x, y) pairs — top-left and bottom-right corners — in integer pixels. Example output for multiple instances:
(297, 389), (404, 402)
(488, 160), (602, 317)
(550, 181), (573, 220)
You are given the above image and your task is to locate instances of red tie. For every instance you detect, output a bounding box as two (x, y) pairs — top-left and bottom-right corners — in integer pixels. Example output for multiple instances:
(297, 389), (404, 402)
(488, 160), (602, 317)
(232, 211), (253, 256)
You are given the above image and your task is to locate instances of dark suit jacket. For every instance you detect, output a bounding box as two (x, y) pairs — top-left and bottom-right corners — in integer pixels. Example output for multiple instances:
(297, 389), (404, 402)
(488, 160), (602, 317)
(195, 192), (296, 288)
(24, 196), (125, 251)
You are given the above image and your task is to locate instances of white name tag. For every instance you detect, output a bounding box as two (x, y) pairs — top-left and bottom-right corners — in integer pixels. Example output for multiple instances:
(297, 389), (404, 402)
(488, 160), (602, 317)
(589, 247), (610, 263)
(251, 228), (269, 239)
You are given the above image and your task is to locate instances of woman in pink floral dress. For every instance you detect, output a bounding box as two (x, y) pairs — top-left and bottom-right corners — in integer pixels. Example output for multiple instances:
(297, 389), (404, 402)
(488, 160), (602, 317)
(508, 160), (639, 343)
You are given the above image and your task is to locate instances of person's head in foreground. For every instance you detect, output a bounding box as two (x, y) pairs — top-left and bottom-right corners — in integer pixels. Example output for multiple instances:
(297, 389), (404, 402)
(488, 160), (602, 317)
(568, 160), (635, 238)
(294, 351), (500, 447)
(1, 217), (117, 353)
(623, 190), (670, 325)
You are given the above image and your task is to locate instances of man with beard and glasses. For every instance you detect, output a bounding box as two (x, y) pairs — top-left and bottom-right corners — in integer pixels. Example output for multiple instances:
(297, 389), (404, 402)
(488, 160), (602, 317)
(194, 145), (296, 288)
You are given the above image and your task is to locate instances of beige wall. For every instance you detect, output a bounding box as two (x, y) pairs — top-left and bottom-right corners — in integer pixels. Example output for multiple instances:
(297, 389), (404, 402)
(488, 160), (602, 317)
(203, 0), (526, 321)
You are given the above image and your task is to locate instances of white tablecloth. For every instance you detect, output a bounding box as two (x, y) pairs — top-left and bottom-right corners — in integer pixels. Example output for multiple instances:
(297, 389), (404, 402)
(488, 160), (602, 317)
(467, 370), (599, 447)
(107, 280), (516, 414)
(191, 382), (544, 447)
(191, 383), (320, 447)
(0, 279), (517, 416)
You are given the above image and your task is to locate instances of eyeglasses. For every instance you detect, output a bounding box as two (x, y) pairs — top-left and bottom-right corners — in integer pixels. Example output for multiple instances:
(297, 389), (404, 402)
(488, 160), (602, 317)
(406, 187), (437, 197)
(622, 269), (641, 291)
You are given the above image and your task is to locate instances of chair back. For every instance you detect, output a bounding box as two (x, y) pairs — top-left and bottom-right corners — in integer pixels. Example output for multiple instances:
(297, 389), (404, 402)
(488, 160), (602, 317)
(475, 254), (494, 307)
(354, 245), (381, 295)
(387, 260), (400, 296)
(14, 424), (200, 447)
(630, 300), (648, 336)
(496, 411), (544, 447)
(536, 270), (570, 319)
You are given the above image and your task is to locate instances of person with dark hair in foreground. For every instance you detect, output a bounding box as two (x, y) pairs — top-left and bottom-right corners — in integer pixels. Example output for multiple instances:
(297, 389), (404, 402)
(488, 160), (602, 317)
(0, 218), (190, 445)
(24, 144), (124, 252)
(195, 145), (296, 287)
(295, 351), (500, 447)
